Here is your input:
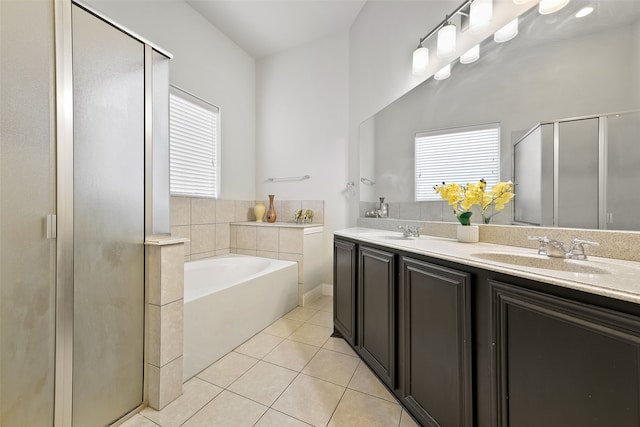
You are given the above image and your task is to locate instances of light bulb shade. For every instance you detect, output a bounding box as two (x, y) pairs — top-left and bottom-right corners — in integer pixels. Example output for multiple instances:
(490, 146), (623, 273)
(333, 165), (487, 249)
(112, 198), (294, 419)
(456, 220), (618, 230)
(460, 44), (480, 64)
(437, 24), (457, 58)
(412, 46), (429, 75)
(434, 64), (451, 80)
(494, 18), (518, 43)
(512, 0), (532, 4)
(538, 0), (570, 15)
(470, 0), (493, 32)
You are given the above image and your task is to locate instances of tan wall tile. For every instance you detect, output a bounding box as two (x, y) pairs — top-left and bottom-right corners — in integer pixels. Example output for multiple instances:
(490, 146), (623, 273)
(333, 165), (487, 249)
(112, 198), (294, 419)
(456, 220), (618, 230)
(279, 228), (303, 254)
(191, 224), (216, 254)
(160, 243), (184, 305)
(171, 196), (191, 226)
(236, 200), (255, 222)
(237, 226), (257, 250)
(216, 199), (236, 223)
(191, 198), (216, 224)
(256, 227), (279, 252)
(171, 226), (191, 256)
(216, 223), (230, 250)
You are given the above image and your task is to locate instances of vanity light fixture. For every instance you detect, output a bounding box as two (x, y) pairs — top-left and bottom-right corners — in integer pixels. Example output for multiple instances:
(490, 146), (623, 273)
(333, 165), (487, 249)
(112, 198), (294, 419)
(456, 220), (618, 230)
(470, 0), (493, 32)
(575, 6), (594, 18)
(412, 45), (429, 75)
(437, 22), (457, 58)
(460, 44), (480, 64)
(512, 0), (533, 3)
(494, 18), (518, 43)
(539, 0), (570, 15)
(434, 64), (452, 80)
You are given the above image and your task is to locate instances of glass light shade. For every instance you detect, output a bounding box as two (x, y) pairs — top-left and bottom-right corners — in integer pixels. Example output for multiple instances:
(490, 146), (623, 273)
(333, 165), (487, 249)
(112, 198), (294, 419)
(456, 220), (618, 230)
(512, 0), (533, 4)
(575, 6), (594, 18)
(437, 24), (457, 58)
(494, 18), (518, 43)
(470, 0), (493, 32)
(460, 44), (480, 64)
(412, 46), (429, 75)
(434, 64), (451, 80)
(539, 0), (570, 15)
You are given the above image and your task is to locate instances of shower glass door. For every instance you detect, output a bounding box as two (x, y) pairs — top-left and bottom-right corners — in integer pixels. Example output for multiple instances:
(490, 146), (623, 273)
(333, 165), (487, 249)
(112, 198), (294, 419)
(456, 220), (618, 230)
(71, 5), (145, 425)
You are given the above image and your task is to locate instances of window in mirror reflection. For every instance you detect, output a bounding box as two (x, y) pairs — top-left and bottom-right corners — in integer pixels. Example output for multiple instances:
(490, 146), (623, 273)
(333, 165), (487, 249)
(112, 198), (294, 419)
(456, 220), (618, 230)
(415, 123), (500, 201)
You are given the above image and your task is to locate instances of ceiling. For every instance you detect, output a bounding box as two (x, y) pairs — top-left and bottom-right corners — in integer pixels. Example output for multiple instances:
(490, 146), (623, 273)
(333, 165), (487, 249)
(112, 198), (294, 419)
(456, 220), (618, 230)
(185, 0), (367, 59)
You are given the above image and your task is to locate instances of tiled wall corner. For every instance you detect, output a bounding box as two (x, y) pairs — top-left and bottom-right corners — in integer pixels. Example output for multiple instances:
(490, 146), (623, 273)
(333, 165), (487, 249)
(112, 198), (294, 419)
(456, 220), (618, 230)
(146, 241), (184, 410)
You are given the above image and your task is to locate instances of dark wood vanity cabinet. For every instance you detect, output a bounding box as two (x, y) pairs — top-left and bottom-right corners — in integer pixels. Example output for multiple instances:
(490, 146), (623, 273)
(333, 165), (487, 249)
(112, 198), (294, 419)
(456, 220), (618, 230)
(333, 235), (640, 427)
(399, 257), (472, 427)
(490, 280), (640, 427)
(333, 239), (357, 345)
(358, 245), (395, 387)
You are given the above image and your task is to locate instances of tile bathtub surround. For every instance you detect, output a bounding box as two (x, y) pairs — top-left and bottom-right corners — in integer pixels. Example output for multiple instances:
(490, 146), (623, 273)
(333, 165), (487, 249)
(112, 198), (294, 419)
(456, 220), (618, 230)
(145, 238), (187, 410)
(121, 296), (420, 427)
(171, 196), (324, 261)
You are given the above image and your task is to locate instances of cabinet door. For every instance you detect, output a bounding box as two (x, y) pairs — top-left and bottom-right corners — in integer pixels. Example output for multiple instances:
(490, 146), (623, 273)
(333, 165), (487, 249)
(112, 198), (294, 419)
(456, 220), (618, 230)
(358, 246), (395, 387)
(400, 257), (472, 427)
(333, 239), (357, 345)
(491, 280), (640, 427)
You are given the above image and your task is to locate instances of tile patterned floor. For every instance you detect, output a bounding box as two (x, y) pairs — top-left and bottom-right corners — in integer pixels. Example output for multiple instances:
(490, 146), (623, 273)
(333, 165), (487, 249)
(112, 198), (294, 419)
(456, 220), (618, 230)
(121, 296), (420, 427)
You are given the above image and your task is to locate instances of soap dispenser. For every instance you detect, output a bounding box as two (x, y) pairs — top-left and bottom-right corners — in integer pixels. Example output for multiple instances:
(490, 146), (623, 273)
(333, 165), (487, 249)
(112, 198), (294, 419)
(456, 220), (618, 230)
(379, 197), (389, 218)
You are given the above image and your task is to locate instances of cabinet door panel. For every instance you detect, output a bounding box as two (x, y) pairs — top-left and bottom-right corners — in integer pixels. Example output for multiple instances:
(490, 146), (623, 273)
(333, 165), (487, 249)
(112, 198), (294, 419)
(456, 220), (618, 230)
(333, 239), (357, 345)
(358, 246), (395, 386)
(400, 257), (472, 427)
(491, 281), (640, 427)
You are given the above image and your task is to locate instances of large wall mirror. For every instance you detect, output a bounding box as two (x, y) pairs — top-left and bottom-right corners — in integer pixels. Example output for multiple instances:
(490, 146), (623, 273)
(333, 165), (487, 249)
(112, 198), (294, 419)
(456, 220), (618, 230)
(359, 0), (640, 230)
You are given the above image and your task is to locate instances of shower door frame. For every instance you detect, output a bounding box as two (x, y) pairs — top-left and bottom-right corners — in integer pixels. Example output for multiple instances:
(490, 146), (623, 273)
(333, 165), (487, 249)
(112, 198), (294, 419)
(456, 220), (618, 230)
(53, 1), (171, 425)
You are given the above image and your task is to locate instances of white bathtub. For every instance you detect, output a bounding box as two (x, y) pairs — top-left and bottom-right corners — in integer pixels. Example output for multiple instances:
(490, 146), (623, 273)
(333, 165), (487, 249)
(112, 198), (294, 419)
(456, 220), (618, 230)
(183, 254), (298, 380)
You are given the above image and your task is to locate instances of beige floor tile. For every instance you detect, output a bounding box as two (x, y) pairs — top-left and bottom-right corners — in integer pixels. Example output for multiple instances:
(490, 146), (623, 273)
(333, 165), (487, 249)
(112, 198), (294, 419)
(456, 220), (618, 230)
(262, 317), (304, 338)
(327, 389), (402, 427)
(400, 409), (421, 427)
(182, 390), (267, 427)
(234, 332), (284, 359)
(196, 351), (258, 388)
(306, 310), (334, 328)
(318, 298), (334, 313)
(284, 306), (318, 322)
(347, 362), (397, 403)
(302, 349), (360, 387)
(118, 414), (159, 427)
(304, 295), (333, 310)
(322, 337), (357, 357)
(140, 377), (222, 427)
(228, 361), (298, 406)
(255, 409), (313, 427)
(272, 374), (345, 427)
(287, 323), (332, 347)
(263, 339), (319, 372)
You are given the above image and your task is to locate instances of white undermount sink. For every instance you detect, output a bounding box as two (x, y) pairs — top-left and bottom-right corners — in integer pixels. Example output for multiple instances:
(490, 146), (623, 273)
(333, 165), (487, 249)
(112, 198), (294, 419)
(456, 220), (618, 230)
(470, 252), (610, 275)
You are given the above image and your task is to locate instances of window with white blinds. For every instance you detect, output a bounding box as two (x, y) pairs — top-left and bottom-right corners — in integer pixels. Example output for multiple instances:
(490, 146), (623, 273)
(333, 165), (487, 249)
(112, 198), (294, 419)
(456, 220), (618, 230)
(415, 123), (500, 201)
(169, 86), (220, 198)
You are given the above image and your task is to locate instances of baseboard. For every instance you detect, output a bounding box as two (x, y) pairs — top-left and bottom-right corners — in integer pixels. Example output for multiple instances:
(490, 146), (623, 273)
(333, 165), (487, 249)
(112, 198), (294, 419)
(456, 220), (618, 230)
(303, 285), (323, 306)
(322, 283), (333, 296)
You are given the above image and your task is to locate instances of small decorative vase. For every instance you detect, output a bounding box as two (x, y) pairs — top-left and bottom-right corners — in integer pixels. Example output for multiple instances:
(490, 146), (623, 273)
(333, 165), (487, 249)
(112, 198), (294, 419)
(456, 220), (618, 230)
(457, 225), (479, 243)
(254, 201), (266, 223)
(266, 194), (277, 223)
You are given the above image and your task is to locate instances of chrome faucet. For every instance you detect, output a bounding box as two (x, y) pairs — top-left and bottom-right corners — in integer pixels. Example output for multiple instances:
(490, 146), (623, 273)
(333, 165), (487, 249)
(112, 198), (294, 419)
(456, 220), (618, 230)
(398, 225), (420, 238)
(528, 236), (599, 260)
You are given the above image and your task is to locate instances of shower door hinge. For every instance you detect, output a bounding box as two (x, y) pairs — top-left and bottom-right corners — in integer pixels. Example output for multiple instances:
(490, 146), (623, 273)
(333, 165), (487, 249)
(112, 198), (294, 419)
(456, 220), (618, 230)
(46, 214), (57, 239)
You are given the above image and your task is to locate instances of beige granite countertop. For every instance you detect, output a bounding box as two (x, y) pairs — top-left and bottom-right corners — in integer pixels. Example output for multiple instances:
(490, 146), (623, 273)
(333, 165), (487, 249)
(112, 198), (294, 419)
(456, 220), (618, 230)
(336, 227), (640, 304)
(232, 221), (323, 229)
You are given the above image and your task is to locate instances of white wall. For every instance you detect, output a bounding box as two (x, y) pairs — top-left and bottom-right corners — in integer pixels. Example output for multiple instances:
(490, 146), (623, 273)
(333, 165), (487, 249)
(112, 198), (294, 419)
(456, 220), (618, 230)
(87, 0), (256, 200)
(256, 31), (350, 283)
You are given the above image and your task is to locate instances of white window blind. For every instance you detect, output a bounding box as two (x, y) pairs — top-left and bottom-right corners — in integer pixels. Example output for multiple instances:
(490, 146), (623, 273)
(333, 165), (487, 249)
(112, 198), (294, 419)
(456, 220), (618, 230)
(169, 86), (220, 198)
(415, 123), (500, 201)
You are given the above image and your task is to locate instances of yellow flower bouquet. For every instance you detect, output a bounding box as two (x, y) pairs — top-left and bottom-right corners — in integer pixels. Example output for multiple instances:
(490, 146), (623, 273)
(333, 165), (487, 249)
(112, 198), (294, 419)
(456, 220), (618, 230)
(434, 179), (515, 225)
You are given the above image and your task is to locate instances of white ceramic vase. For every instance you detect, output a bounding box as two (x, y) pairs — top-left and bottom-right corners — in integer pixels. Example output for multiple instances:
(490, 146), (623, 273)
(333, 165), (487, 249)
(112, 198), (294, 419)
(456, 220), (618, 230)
(457, 225), (479, 243)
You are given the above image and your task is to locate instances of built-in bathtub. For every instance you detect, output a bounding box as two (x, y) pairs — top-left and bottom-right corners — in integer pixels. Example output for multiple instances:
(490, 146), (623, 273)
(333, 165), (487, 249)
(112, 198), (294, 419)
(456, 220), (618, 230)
(183, 254), (298, 380)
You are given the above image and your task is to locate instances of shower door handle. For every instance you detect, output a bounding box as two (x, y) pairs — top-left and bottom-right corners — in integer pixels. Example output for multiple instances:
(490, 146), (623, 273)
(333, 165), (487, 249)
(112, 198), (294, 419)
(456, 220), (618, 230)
(46, 214), (57, 239)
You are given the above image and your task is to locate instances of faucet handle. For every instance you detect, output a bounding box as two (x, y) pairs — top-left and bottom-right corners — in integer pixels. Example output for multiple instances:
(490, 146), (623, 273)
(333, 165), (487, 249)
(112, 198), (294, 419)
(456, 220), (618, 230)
(528, 236), (550, 255)
(569, 238), (599, 260)
(528, 235), (549, 243)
